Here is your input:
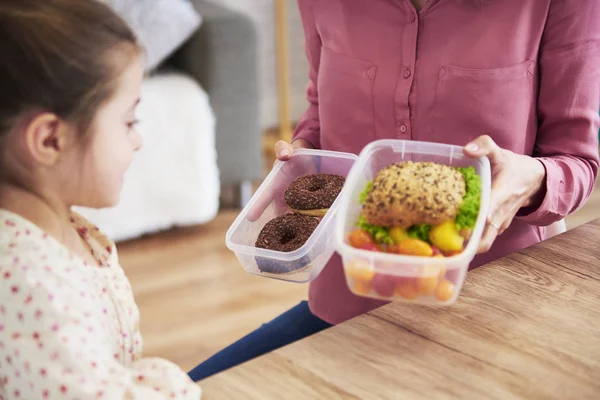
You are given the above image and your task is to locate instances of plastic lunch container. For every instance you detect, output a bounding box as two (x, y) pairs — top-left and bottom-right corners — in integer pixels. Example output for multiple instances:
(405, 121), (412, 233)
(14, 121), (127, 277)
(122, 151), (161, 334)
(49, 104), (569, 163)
(226, 148), (358, 283)
(335, 139), (491, 305)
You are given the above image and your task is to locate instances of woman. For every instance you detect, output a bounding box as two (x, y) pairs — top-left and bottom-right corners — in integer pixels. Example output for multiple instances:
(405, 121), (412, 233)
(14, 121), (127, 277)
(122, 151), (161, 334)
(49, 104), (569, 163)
(189, 0), (599, 381)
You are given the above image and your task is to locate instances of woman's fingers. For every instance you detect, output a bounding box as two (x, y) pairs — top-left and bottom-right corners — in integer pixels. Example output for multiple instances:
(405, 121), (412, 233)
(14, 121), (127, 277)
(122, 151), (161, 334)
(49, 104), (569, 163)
(247, 192), (272, 222)
(465, 135), (510, 253)
(498, 218), (511, 236)
(478, 222), (499, 254)
(479, 200), (510, 253)
(479, 186), (510, 252)
(247, 182), (289, 222)
(274, 140), (294, 161)
(498, 202), (521, 236)
(488, 176), (505, 219)
(464, 135), (504, 165)
(479, 195), (516, 252)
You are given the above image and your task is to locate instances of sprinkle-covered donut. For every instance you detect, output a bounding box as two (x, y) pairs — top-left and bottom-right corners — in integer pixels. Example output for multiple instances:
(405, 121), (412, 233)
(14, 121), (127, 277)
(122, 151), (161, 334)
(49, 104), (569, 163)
(284, 174), (345, 217)
(255, 213), (319, 274)
(255, 213), (319, 253)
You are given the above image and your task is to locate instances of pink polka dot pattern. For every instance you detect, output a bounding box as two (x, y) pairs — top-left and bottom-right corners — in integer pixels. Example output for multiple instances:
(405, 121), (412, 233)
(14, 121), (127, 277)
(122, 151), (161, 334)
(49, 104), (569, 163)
(0, 210), (202, 399)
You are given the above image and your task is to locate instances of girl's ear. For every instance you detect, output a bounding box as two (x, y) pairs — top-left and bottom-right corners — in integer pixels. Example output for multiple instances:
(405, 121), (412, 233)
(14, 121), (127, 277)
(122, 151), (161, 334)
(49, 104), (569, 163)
(24, 113), (73, 166)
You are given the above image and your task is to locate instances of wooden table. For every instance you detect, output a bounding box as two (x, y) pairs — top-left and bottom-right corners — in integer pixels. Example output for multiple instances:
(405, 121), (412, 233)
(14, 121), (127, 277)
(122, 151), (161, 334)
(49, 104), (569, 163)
(200, 219), (600, 399)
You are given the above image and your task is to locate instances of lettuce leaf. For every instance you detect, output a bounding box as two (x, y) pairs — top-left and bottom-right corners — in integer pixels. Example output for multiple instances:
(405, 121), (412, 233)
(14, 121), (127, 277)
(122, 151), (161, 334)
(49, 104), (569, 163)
(359, 180), (373, 204)
(455, 166), (481, 230)
(356, 214), (393, 245)
(407, 224), (432, 243)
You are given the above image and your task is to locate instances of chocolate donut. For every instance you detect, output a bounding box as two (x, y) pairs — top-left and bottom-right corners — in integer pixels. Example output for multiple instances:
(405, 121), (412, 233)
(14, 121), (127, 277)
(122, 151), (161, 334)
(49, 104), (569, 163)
(256, 213), (319, 252)
(255, 213), (319, 274)
(284, 174), (345, 217)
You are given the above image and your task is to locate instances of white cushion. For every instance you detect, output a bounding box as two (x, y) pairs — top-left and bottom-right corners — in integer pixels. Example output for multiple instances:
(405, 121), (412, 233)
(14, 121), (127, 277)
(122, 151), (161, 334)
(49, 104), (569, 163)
(101, 0), (202, 72)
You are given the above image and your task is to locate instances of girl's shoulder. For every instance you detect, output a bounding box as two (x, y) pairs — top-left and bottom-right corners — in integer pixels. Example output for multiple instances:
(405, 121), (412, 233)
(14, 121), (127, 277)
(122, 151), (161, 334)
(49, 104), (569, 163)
(0, 209), (55, 254)
(0, 209), (121, 282)
(0, 209), (73, 303)
(0, 209), (118, 259)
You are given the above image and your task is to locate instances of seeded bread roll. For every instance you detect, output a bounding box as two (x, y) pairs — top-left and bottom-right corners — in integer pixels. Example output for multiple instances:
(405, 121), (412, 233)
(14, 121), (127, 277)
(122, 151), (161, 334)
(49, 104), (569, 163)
(362, 161), (465, 228)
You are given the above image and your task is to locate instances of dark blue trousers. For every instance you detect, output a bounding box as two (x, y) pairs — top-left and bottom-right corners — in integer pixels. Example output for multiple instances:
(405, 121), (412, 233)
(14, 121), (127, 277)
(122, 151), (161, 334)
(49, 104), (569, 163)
(188, 301), (331, 381)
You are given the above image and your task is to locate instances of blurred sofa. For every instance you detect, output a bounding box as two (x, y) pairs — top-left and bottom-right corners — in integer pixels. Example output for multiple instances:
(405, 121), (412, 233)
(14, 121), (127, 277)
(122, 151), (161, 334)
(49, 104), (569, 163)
(171, 0), (262, 187)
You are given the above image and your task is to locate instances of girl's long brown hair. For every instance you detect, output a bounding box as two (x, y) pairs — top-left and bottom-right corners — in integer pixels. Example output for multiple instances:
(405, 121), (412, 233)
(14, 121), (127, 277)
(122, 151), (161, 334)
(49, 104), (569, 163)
(0, 0), (139, 136)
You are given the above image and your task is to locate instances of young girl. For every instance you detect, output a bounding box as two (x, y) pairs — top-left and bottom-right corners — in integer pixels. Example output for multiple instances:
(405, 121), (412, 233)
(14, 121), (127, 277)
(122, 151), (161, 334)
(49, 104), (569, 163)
(0, 1), (201, 398)
(188, 0), (600, 381)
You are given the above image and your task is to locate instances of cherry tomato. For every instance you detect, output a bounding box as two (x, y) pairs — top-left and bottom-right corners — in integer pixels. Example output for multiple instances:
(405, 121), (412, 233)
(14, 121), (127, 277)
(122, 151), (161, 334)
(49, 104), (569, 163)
(352, 279), (372, 296)
(345, 259), (376, 282)
(361, 242), (382, 252)
(417, 267), (440, 296)
(349, 229), (374, 249)
(435, 280), (455, 301)
(398, 239), (434, 257)
(372, 273), (395, 297)
(395, 278), (419, 300)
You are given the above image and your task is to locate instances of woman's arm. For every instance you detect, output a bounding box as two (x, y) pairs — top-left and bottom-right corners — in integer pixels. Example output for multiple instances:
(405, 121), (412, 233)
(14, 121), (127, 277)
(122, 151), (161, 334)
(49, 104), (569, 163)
(293, 0), (322, 149)
(517, 0), (600, 225)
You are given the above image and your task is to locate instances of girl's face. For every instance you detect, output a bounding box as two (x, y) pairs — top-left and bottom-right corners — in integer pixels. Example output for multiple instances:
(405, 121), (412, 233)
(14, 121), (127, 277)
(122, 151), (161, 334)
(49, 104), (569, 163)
(66, 55), (144, 209)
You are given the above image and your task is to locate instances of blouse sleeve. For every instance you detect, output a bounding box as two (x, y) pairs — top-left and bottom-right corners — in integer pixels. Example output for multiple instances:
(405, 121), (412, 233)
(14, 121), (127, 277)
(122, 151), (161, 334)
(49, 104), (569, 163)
(0, 253), (202, 399)
(293, 0), (322, 149)
(516, 0), (600, 225)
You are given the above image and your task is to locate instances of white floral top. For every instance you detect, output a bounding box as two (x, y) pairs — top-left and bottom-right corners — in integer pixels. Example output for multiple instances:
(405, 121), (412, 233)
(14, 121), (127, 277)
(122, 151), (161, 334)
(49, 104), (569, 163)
(0, 210), (202, 399)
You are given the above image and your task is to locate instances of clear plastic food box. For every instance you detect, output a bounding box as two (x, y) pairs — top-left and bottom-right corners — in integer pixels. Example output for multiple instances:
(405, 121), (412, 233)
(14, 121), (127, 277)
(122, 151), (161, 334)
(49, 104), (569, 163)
(335, 139), (491, 305)
(226, 149), (358, 283)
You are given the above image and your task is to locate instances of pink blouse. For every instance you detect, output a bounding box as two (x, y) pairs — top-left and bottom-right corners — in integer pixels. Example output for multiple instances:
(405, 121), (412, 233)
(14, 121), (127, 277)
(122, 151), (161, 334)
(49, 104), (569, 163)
(293, 0), (600, 324)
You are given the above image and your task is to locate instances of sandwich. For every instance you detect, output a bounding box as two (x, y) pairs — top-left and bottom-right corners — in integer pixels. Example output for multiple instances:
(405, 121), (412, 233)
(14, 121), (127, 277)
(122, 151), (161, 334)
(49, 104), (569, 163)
(350, 161), (481, 256)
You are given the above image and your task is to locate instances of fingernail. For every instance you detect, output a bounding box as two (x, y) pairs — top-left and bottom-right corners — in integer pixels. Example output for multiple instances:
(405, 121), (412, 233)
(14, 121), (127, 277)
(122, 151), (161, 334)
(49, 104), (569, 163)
(466, 143), (479, 152)
(280, 149), (291, 157)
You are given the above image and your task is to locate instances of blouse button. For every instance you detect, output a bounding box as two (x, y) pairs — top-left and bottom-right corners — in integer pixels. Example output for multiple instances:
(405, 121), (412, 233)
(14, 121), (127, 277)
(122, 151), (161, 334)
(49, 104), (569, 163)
(366, 66), (377, 79)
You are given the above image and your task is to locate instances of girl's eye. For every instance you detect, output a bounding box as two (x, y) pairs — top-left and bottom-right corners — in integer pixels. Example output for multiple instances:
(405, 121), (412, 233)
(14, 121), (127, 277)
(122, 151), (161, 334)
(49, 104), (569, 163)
(127, 120), (139, 130)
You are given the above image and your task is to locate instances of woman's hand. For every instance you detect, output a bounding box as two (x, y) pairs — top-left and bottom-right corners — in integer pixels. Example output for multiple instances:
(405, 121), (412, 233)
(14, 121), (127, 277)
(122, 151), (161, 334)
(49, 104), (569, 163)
(274, 138), (314, 161)
(464, 135), (546, 253)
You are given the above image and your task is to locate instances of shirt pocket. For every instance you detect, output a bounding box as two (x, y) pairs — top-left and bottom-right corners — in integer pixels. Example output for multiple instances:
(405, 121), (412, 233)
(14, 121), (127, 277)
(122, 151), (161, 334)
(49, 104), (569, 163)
(317, 47), (377, 154)
(431, 60), (536, 150)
